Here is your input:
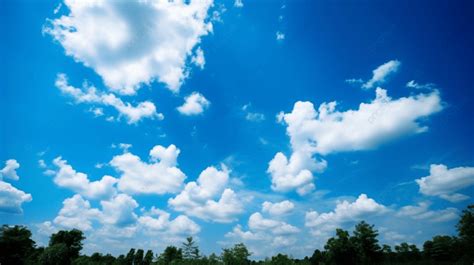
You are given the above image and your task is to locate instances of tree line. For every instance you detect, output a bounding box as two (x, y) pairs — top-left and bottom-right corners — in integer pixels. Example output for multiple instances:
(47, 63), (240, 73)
(1, 205), (472, 265)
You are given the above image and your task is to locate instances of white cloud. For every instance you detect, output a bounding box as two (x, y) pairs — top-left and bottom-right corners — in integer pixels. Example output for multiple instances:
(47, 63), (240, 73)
(168, 166), (244, 223)
(51, 157), (118, 200)
(276, 31), (285, 41)
(111, 144), (187, 195)
(362, 60), (401, 89)
(242, 103), (265, 122)
(53, 194), (101, 231)
(191, 47), (206, 69)
(406, 80), (436, 90)
(0, 159), (20, 180)
(100, 193), (138, 227)
(269, 87), (442, 195)
(416, 164), (474, 202)
(0, 160), (32, 214)
(248, 212), (299, 235)
(262, 200), (294, 216)
(234, 0), (244, 8)
(56, 73), (163, 124)
(44, 0), (214, 94)
(177, 92), (210, 115)
(345, 78), (363, 85)
(138, 207), (200, 235)
(397, 201), (459, 222)
(305, 194), (387, 235)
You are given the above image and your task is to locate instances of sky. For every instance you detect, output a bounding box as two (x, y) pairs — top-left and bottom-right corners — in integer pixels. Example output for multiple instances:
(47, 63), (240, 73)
(1, 0), (474, 259)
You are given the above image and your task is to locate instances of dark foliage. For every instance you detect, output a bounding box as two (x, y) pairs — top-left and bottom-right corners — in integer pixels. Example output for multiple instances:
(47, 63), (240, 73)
(1, 204), (473, 265)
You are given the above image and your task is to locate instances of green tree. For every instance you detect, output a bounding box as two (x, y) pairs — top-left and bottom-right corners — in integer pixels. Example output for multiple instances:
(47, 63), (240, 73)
(49, 229), (85, 260)
(143, 250), (154, 265)
(125, 248), (136, 265)
(39, 243), (70, 265)
(0, 225), (36, 265)
(160, 246), (183, 265)
(352, 221), (381, 264)
(222, 243), (251, 265)
(324, 229), (357, 265)
(309, 249), (324, 265)
(135, 249), (144, 265)
(270, 253), (294, 265)
(182, 236), (200, 260)
(457, 204), (474, 262)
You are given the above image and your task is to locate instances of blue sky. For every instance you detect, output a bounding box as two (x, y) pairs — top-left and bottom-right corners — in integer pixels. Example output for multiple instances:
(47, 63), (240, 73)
(1, 0), (473, 259)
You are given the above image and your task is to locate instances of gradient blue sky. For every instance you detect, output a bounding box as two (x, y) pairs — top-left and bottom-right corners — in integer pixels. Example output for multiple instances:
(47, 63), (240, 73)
(1, 0), (473, 259)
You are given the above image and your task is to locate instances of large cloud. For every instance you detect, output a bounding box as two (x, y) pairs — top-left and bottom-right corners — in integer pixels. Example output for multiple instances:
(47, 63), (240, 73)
(269, 87), (442, 194)
(416, 164), (474, 202)
(305, 194), (387, 236)
(44, 0), (214, 94)
(111, 145), (187, 195)
(0, 160), (32, 214)
(168, 166), (243, 223)
(55, 73), (162, 124)
(51, 157), (118, 200)
(262, 200), (294, 216)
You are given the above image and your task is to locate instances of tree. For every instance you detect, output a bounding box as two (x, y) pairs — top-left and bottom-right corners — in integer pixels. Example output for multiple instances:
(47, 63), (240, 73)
(352, 221), (381, 264)
(324, 229), (357, 265)
(182, 236), (200, 260)
(39, 243), (70, 265)
(309, 249), (324, 265)
(160, 246), (183, 265)
(125, 248), (135, 265)
(135, 249), (144, 265)
(49, 229), (85, 261)
(222, 243), (251, 265)
(457, 204), (474, 262)
(0, 225), (36, 265)
(143, 250), (153, 265)
(270, 254), (295, 265)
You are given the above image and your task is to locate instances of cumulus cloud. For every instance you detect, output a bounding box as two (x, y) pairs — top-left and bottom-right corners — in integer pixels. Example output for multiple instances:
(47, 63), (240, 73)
(111, 144), (187, 195)
(177, 92), (210, 115)
(0, 160), (32, 214)
(0, 159), (20, 180)
(138, 207), (200, 235)
(44, 0), (214, 94)
(416, 164), (474, 202)
(53, 194), (102, 231)
(51, 157), (118, 200)
(305, 194), (387, 235)
(56, 73), (162, 124)
(262, 200), (294, 216)
(362, 60), (401, 89)
(269, 87), (442, 195)
(397, 201), (459, 222)
(168, 166), (243, 223)
(191, 47), (206, 69)
(248, 212), (299, 235)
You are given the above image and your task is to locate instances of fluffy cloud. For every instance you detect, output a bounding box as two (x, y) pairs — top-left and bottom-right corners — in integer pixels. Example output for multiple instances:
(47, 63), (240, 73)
(138, 207), (200, 235)
(177, 92), (210, 115)
(168, 166), (243, 223)
(44, 0), (214, 94)
(397, 201), (459, 222)
(305, 194), (387, 235)
(100, 193), (138, 227)
(0, 159), (20, 180)
(248, 212), (299, 235)
(0, 160), (32, 214)
(362, 60), (401, 89)
(234, 0), (244, 8)
(262, 200), (294, 216)
(111, 145), (187, 195)
(269, 87), (442, 194)
(56, 73), (162, 124)
(51, 157), (118, 200)
(416, 164), (474, 202)
(53, 194), (101, 231)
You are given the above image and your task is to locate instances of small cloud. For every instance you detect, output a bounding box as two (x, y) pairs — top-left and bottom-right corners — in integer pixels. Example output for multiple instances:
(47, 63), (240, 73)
(406, 80), (436, 90)
(234, 0), (244, 8)
(362, 60), (401, 89)
(191, 47), (205, 69)
(177, 92), (210, 116)
(242, 103), (265, 122)
(276, 31), (285, 41)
